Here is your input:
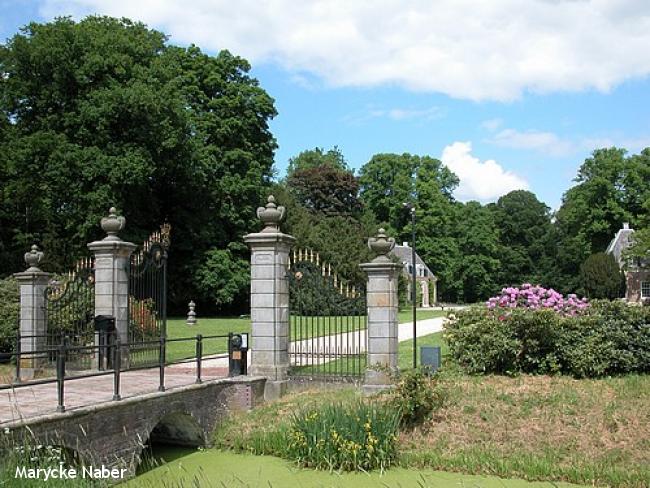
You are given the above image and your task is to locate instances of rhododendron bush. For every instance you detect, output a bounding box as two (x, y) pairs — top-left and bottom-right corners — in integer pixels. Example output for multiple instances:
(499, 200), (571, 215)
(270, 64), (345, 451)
(486, 284), (589, 315)
(445, 297), (650, 378)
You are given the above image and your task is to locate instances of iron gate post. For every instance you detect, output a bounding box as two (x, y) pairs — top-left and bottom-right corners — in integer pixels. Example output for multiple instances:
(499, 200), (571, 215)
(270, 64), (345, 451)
(14, 245), (51, 380)
(244, 195), (295, 400)
(88, 208), (137, 350)
(360, 229), (402, 394)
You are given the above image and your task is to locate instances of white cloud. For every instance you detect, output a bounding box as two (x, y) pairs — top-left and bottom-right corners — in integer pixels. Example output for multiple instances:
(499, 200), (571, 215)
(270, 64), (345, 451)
(345, 105), (444, 124)
(490, 128), (574, 156)
(580, 135), (650, 153)
(481, 118), (503, 132)
(40, 0), (650, 101)
(441, 142), (529, 202)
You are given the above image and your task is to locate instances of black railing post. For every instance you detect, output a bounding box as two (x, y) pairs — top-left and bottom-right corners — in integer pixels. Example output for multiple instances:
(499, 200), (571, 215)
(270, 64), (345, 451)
(158, 336), (165, 392)
(227, 332), (233, 376)
(113, 337), (121, 401)
(56, 344), (66, 412)
(196, 334), (203, 384)
(14, 332), (21, 383)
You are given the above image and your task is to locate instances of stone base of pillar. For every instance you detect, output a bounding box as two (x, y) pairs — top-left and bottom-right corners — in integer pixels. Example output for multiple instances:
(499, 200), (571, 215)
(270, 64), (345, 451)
(249, 364), (289, 383)
(362, 368), (395, 395)
(263, 380), (289, 400)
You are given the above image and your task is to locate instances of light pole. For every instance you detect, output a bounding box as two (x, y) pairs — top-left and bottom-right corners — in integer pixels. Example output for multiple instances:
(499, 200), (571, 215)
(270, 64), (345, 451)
(403, 202), (417, 369)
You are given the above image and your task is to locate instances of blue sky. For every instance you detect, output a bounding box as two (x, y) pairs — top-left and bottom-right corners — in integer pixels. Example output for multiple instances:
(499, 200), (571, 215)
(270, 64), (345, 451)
(2, 1), (650, 210)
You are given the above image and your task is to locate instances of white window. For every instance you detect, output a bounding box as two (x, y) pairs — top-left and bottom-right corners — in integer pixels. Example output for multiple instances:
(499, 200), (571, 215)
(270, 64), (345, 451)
(642, 281), (650, 299)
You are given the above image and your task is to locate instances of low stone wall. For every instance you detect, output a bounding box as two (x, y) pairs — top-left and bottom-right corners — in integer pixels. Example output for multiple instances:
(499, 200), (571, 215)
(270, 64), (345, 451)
(4, 376), (266, 479)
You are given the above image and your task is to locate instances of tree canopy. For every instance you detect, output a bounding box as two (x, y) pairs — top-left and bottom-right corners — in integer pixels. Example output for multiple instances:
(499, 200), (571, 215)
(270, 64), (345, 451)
(553, 148), (650, 292)
(0, 16), (277, 313)
(286, 146), (349, 177)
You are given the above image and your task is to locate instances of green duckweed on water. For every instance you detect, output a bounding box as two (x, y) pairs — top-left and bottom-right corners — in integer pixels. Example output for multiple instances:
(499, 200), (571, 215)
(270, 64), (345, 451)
(126, 449), (587, 488)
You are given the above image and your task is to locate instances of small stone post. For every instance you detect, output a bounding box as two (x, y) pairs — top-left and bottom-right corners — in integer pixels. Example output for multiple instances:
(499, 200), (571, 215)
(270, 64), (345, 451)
(13, 245), (51, 379)
(244, 196), (295, 400)
(186, 300), (197, 326)
(87, 208), (137, 344)
(360, 229), (402, 394)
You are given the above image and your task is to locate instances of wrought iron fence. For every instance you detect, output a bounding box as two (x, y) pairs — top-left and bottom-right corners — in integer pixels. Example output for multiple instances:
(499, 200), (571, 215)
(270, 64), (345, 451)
(43, 258), (96, 370)
(128, 224), (170, 367)
(288, 249), (367, 379)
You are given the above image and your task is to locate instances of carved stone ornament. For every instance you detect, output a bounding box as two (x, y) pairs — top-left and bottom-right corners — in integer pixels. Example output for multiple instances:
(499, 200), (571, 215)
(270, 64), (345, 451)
(368, 228), (396, 259)
(100, 207), (126, 241)
(24, 244), (44, 271)
(256, 195), (286, 233)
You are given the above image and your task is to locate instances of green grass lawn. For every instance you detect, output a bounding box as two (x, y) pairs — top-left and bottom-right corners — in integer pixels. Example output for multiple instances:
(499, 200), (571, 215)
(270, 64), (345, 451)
(165, 316), (250, 361)
(127, 449), (583, 488)
(398, 331), (447, 370)
(164, 309), (446, 362)
(211, 344), (650, 488)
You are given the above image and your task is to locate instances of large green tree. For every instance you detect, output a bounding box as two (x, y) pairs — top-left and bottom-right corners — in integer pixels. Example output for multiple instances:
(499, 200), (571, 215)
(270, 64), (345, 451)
(358, 153), (458, 234)
(358, 153), (460, 301)
(488, 190), (553, 287)
(451, 202), (502, 303)
(287, 165), (361, 216)
(286, 146), (348, 177)
(553, 147), (650, 292)
(0, 16), (277, 313)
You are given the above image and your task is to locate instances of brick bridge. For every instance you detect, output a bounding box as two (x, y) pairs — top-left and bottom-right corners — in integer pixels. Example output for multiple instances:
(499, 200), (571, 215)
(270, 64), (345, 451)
(1, 370), (265, 478)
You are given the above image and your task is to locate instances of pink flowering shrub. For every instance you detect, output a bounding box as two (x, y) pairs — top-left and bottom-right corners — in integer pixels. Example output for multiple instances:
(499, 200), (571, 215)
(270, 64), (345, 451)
(486, 283), (589, 315)
(446, 299), (650, 378)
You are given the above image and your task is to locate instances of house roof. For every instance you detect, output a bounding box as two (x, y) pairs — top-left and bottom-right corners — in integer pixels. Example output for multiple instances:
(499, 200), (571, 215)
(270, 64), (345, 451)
(606, 223), (635, 268)
(390, 244), (436, 280)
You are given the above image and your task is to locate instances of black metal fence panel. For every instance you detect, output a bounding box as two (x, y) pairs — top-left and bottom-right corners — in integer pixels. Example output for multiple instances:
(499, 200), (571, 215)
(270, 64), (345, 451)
(288, 251), (367, 379)
(128, 224), (170, 368)
(44, 258), (96, 371)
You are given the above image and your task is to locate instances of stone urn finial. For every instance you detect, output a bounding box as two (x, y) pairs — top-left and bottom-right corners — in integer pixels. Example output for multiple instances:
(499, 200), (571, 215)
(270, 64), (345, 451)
(100, 207), (126, 241)
(187, 300), (197, 326)
(24, 244), (44, 272)
(256, 195), (286, 233)
(368, 228), (395, 261)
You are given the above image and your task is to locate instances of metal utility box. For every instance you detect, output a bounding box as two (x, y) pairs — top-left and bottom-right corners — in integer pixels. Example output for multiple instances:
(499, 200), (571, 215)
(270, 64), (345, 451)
(94, 315), (115, 370)
(228, 333), (248, 376)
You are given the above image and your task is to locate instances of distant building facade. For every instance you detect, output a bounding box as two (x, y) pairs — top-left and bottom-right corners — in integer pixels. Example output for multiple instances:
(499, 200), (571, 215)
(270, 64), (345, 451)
(390, 242), (438, 307)
(606, 223), (649, 303)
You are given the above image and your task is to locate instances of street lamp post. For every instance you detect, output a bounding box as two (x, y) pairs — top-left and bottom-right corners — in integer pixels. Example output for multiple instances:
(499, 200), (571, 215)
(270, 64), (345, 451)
(403, 203), (417, 369)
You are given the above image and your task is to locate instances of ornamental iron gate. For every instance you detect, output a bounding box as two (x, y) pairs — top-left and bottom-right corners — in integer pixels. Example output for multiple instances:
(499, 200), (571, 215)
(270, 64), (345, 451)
(43, 258), (96, 370)
(128, 224), (170, 367)
(288, 249), (367, 379)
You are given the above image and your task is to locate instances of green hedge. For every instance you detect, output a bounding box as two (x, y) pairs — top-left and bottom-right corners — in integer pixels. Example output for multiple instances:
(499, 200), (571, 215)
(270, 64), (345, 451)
(445, 301), (650, 378)
(0, 278), (19, 353)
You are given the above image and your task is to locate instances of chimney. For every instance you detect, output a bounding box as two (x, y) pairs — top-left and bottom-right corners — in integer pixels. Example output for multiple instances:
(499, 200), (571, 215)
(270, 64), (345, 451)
(403, 241), (409, 247)
(623, 223), (629, 230)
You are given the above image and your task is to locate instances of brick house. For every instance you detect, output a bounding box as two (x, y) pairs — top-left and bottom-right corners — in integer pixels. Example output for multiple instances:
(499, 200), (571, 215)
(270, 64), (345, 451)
(606, 223), (650, 303)
(390, 242), (438, 307)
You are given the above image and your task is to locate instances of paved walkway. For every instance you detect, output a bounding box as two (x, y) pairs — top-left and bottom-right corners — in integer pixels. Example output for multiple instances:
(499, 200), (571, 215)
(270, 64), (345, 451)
(0, 367), (227, 424)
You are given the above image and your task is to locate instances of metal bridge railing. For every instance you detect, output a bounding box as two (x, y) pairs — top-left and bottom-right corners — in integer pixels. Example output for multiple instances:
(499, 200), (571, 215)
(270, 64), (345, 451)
(1, 333), (248, 413)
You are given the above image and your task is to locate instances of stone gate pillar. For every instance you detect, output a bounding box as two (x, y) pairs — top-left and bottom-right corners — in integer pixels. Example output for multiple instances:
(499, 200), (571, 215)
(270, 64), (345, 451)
(87, 208), (136, 344)
(360, 229), (402, 394)
(14, 245), (51, 378)
(244, 196), (295, 400)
